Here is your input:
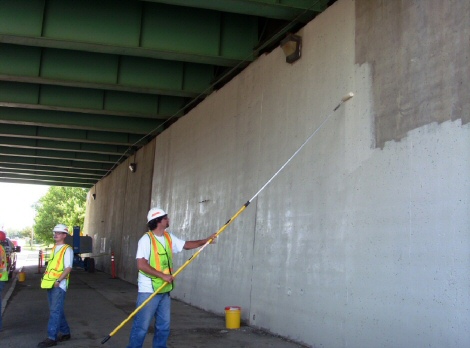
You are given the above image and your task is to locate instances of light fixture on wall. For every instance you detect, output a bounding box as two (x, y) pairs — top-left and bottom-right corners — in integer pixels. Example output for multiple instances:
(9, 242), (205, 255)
(129, 152), (137, 173)
(92, 193), (96, 200)
(280, 33), (302, 64)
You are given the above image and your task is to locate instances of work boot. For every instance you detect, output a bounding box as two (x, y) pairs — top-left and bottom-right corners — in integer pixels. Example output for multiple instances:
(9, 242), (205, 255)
(37, 338), (57, 347)
(58, 333), (71, 342)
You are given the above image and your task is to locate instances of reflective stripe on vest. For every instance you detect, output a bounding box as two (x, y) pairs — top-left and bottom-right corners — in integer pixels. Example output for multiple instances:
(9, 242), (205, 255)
(0, 245), (7, 281)
(41, 245), (71, 289)
(139, 231), (173, 293)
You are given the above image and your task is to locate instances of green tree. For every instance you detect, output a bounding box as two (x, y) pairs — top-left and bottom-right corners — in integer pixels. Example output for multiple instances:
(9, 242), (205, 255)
(18, 226), (32, 238)
(18, 226), (33, 247)
(33, 187), (87, 244)
(4, 227), (20, 239)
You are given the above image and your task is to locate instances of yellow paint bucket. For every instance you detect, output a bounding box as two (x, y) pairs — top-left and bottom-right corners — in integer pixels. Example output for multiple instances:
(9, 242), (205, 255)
(225, 306), (241, 329)
(18, 272), (26, 282)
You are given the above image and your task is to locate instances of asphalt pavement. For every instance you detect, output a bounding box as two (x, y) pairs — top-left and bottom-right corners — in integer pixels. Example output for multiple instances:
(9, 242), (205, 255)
(1, 250), (306, 348)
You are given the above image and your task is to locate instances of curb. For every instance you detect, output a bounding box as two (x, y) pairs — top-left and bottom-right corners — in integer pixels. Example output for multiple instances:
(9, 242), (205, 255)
(1, 267), (21, 316)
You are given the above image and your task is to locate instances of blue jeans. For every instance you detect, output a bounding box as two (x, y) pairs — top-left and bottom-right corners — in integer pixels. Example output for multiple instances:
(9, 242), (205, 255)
(46, 287), (70, 340)
(0, 281), (5, 330)
(127, 292), (171, 348)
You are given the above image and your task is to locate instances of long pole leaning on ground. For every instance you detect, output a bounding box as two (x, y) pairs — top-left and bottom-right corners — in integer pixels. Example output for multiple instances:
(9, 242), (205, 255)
(101, 92), (354, 344)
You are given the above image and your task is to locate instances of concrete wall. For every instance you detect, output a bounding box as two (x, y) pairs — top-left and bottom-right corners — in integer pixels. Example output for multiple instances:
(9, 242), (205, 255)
(84, 138), (155, 283)
(84, 0), (469, 346)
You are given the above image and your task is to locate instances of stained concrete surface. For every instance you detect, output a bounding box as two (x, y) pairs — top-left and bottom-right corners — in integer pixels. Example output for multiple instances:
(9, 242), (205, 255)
(355, 0), (470, 148)
(0, 266), (306, 347)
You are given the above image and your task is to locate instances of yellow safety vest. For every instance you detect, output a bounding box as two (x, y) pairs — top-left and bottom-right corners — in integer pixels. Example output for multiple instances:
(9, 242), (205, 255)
(41, 244), (71, 289)
(0, 245), (8, 282)
(139, 232), (173, 293)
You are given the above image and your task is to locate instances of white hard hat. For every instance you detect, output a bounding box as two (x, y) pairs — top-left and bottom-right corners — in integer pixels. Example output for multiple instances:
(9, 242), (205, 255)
(53, 224), (70, 234)
(147, 208), (167, 222)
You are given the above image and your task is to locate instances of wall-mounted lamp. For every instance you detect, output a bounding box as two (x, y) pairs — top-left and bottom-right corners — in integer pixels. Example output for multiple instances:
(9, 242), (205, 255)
(92, 193), (96, 200)
(280, 33), (302, 64)
(129, 163), (137, 173)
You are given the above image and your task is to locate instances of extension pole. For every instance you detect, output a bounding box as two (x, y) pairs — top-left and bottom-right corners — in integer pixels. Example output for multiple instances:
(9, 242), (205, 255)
(101, 92), (354, 344)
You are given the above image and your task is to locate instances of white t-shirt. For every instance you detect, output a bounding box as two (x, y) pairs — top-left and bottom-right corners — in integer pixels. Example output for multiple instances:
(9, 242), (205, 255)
(54, 244), (73, 291)
(136, 231), (186, 293)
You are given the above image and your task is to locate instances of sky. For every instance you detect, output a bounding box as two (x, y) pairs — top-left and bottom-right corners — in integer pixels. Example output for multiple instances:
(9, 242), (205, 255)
(0, 183), (50, 231)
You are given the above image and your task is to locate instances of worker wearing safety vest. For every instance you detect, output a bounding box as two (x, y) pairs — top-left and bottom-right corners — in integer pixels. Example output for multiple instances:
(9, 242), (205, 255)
(0, 230), (8, 331)
(127, 207), (217, 348)
(37, 224), (73, 348)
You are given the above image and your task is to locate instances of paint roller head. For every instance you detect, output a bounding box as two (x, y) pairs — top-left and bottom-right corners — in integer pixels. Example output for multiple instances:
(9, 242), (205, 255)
(341, 92), (354, 103)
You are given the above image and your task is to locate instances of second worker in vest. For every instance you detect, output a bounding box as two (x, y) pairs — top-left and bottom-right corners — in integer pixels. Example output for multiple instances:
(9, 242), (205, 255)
(127, 207), (217, 348)
(37, 224), (73, 348)
(0, 230), (9, 331)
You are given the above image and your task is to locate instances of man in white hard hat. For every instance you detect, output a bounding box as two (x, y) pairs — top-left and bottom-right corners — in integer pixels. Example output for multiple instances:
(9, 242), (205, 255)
(37, 224), (73, 348)
(127, 208), (217, 348)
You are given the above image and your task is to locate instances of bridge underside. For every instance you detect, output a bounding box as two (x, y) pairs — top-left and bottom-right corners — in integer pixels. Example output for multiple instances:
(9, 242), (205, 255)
(0, 0), (331, 187)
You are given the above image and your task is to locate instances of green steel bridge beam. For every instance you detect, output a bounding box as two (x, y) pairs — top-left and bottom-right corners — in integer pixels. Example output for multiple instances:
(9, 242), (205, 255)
(0, 168), (100, 182)
(0, 124), (149, 147)
(0, 107), (165, 135)
(0, 81), (188, 119)
(0, 44), (214, 98)
(0, 0), (259, 66)
(0, 154), (114, 172)
(144, 0), (328, 21)
(0, 147), (122, 164)
(0, 163), (103, 179)
(0, 136), (130, 156)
